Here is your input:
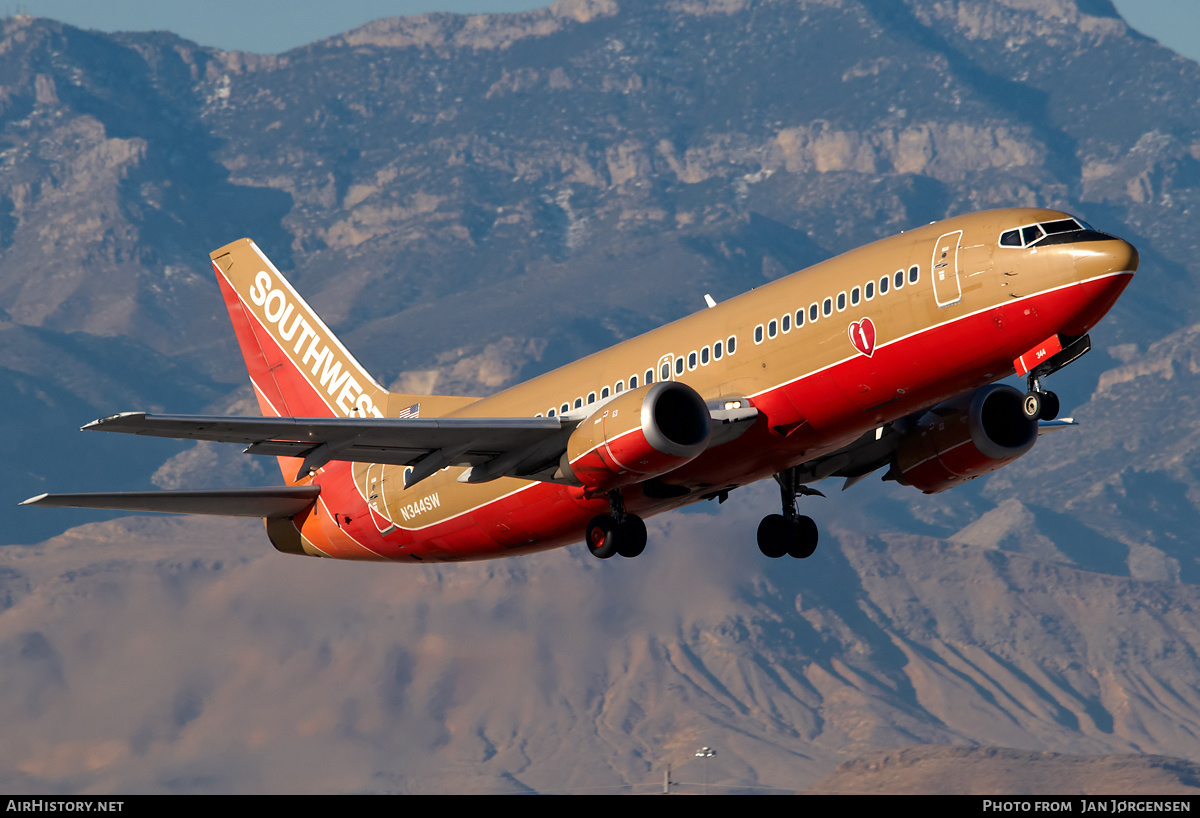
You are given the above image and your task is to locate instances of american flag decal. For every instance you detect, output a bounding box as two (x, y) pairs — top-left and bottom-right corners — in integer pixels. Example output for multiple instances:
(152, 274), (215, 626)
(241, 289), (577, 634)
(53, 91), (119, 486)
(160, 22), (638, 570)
(396, 402), (420, 419)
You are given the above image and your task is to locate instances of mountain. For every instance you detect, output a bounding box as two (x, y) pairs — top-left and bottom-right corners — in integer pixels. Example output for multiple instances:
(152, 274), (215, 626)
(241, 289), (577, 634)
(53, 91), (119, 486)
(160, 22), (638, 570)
(4, 0), (1200, 793)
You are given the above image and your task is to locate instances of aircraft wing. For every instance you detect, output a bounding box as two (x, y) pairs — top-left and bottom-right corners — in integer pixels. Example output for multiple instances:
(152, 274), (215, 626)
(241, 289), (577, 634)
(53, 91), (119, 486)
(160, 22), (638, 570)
(84, 411), (573, 485)
(20, 486), (321, 518)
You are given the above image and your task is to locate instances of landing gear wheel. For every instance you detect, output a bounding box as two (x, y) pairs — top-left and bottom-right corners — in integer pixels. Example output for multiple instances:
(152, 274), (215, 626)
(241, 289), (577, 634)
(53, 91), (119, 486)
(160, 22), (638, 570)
(1022, 391), (1041, 420)
(757, 514), (788, 558)
(786, 515), (819, 559)
(616, 515), (647, 558)
(1038, 390), (1060, 421)
(586, 515), (619, 559)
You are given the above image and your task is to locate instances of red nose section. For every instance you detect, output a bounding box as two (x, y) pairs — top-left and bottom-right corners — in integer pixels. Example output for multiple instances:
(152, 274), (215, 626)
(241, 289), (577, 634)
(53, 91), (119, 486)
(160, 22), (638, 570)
(1064, 239), (1137, 335)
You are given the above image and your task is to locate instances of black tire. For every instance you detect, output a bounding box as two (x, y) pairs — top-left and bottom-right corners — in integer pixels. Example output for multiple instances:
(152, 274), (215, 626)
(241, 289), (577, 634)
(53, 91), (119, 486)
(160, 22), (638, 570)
(757, 514), (788, 558)
(617, 515), (647, 558)
(1022, 391), (1041, 420)
(586, 515), (619, 559)
(1038, 390), (1060, 421)
(786, 516), (819, 559)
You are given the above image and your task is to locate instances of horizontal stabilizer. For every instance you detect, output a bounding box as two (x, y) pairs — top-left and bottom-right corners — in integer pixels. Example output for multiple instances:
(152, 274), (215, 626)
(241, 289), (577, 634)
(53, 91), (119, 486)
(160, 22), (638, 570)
(20, 486), (321, 518)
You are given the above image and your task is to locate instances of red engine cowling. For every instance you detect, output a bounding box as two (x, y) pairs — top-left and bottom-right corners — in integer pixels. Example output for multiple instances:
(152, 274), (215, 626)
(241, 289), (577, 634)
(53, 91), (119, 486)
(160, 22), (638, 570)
(561, 381), (711, 492)
(892, 383), (1038, 494)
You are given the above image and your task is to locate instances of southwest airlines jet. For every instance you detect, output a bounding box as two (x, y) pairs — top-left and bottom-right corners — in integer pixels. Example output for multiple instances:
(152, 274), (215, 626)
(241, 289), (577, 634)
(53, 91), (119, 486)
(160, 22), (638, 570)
(24, 209), (1137, 563)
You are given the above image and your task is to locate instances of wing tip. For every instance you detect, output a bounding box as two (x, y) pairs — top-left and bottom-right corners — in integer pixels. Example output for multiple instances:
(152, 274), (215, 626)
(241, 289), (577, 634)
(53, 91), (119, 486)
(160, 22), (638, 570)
(19, 493), (48, 507)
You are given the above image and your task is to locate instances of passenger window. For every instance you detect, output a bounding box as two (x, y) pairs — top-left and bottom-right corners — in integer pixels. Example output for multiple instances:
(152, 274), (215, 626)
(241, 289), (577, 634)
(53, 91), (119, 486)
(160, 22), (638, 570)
(909, 265), (919, 284)
(823, 297), (832, 317)
(661, 362), (670, 381)
(548, 408), (556, 417)
(727, 335), (737, 354)
(809, 303), (819, 322)
(688, 351), (697, 370)
(601, 387), (609, 399)
(587, 392), (596, 404)
(675, 357), (684, 376)
(767, 319), (777, 339)
(755, 324), (764, 344)
(701, 346), (710, 365)
(714, 340), (723, 359)
(561, 403), (569, 414)
(782, 313), (790, 333)
(851, 287), (860, 306)
(880, 275), (889, 294)
(865, 281), (874, 300)
(615, 381), (624, 394)
(795, 309), (804, 328)
(836, 292), (846, 312)
(894, 270), (904, 289)
(644, 370), (652, 385)
(574, 398), (583, 409)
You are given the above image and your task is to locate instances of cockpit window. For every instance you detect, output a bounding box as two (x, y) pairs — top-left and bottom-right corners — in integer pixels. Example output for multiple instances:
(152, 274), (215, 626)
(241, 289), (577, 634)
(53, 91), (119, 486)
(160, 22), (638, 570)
(1021, 225), (1044, 246)
(1000, 217), (1095, 249)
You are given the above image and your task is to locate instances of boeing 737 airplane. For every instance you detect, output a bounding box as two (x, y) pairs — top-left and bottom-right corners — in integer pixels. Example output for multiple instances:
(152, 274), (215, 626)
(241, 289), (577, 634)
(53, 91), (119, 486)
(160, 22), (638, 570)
(23, 208), (1136, 562)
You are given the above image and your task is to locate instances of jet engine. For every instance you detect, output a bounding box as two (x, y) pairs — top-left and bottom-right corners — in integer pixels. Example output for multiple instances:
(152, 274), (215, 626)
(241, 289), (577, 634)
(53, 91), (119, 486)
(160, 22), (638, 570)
(561, 381), (711, 492)
(890, 383), (1038, 494)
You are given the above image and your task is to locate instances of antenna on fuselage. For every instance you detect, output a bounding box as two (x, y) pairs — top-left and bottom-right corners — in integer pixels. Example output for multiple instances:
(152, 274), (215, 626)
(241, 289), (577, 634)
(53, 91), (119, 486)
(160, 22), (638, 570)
(704, 294), (717, 308)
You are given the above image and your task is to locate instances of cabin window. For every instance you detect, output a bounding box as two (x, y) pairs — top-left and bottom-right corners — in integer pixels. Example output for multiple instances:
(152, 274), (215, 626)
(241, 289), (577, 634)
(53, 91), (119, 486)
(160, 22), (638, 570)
(561, 403), (569, 414)
(823, 297), (832, 317)
(601, 387), (610, 399)
(615, 381), (624, 393)
(548, 408), (556, 417)
(688, 351), (697, 370)
(755, 324), (764, 344)
(782, 313), (791, 333)
(661, 362), (671, 381)
(880, 275), (889, 295)
(587, 392), (596, 404)
(767, 319), (777, 339)
(851, 286), (860, 306)
(714, 340), (723, 360)
(795, 309), (804, 328)
(644, 370), (652, 385)
(727, 335), (737, 354)
(675, 357), (685, 376)
(894, 270), (904, 289)
(837, 292), (846, 312)
(536, 413), (543, 418)
(865, 280), (874, 300)
(574, 398), (583, 409)
(809, 303), (819, 322)
(909, 265), (919, 284)
(701, 346), (710, 365)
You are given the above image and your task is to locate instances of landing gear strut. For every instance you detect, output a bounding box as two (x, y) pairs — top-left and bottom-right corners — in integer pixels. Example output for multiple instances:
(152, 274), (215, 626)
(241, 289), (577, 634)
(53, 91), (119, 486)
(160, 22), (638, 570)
(585, 489), (648, 559)
(757, 468), (820, 559)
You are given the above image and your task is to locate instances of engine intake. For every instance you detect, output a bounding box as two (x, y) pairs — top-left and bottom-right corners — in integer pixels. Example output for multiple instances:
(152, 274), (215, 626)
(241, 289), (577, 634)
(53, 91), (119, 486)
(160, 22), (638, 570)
(561, 381), (711, 492)
(892, 384), (1038, 494)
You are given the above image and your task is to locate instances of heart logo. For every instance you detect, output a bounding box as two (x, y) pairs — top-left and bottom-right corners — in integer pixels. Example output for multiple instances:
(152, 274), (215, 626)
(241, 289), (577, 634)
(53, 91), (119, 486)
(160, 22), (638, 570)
(848, 317), (876, 357)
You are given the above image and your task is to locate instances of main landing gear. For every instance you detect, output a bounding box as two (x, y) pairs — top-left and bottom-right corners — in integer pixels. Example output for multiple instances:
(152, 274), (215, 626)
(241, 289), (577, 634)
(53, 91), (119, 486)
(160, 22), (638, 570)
(757, 468), (820, 559)
(586, 489), (648, 559)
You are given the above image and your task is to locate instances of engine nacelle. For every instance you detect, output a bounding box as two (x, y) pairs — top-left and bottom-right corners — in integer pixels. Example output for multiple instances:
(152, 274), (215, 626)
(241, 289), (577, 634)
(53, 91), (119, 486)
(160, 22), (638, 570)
(561, 381), (711, 492)
(892, 384), (1038, 494)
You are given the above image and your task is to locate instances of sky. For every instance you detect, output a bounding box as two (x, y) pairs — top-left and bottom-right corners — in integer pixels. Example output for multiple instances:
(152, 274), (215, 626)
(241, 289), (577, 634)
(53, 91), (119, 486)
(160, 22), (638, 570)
(4, 0), (1200, 62)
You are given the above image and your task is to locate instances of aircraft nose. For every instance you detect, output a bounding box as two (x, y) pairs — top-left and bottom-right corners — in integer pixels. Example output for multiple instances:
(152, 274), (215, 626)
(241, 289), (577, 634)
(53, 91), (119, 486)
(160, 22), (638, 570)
(1073, 237), (1139, 280)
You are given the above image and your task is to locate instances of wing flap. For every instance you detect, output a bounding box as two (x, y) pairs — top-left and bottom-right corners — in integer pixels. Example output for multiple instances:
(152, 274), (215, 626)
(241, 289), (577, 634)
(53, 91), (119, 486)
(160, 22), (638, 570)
(20, 486), (321, 518)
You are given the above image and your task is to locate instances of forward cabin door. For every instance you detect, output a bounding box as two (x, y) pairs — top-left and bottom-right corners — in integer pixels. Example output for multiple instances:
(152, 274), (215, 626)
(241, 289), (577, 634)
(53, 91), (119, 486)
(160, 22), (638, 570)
(931, 229), (963, 308)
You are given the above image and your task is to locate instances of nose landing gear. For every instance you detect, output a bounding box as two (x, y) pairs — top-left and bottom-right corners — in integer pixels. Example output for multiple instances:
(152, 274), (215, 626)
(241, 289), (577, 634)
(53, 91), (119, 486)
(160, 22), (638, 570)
(757, 468), (821, 559)
(585, 489), (648, 559)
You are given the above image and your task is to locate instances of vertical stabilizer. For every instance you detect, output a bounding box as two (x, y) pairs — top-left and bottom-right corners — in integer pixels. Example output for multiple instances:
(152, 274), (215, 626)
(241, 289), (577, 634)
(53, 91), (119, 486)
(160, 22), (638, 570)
(211, 239), (389, 421)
